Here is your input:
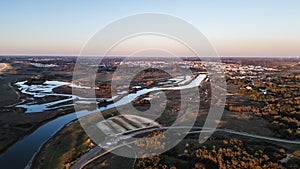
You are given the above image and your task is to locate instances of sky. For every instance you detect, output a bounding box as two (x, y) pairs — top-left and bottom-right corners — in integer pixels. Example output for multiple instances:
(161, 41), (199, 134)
(0, 0), (299, 56)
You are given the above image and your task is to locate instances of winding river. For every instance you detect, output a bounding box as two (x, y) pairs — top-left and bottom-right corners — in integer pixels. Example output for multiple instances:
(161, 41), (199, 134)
(1, 73), (300, 169)
(0, 74), (205, 169)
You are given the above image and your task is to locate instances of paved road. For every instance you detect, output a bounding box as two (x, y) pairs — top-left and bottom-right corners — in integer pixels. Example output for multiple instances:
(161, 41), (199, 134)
(71, 126), (300, 169)
(8, 74), (206, 169)
(70, 146), (102, 169)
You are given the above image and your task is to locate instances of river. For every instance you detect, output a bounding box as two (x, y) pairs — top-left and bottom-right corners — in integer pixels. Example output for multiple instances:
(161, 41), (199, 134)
(0, 74), (205, 169)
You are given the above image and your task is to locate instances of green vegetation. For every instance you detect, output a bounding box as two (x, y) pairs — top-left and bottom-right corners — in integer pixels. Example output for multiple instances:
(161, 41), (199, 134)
(32, 120), (95, 169)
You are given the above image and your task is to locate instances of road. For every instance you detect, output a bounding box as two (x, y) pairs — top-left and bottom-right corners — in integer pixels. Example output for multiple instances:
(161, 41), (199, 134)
(70, 146), (102, 169)
(6, 74), (206, 169)
(71, 126), (300, 169)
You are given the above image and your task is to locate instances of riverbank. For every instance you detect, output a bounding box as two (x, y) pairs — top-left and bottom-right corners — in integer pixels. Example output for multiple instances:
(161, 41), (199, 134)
(0, 60), (82, 153)
(28, 104), (123, 169)
(1, 73), (205, 169)
(0, 61), (80, 167)
(29, 120), (94, 169)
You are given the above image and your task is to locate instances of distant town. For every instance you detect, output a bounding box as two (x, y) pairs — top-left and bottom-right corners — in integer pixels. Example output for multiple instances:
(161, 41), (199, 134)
(0, 56), (299, 169)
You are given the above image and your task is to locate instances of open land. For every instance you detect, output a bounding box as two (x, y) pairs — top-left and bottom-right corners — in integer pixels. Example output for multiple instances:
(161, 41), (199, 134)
(0, 56), (299, 169)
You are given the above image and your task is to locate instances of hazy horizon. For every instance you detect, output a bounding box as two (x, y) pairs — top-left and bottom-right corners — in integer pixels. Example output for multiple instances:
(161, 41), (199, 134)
(1, 0), (300, 56)
(0, 55), (299, 58)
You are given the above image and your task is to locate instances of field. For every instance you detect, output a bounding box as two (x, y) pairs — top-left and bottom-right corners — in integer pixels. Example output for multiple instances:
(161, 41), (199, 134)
(0, 56), (299, 169)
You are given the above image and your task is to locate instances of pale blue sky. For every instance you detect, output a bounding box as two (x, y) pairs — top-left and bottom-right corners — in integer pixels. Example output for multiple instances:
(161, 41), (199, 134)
(0, 0), (299, 56)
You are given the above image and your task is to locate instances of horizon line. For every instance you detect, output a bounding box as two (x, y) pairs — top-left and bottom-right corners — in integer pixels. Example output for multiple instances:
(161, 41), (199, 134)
(0, 54), (299, 58)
